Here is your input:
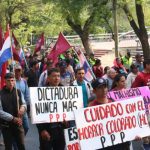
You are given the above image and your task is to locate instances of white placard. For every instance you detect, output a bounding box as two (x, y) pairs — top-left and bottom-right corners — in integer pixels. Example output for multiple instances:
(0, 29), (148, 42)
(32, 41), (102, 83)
(30, 86), (83, 123)
(64, 127), (80, 150)
(74, 96), (150, 150)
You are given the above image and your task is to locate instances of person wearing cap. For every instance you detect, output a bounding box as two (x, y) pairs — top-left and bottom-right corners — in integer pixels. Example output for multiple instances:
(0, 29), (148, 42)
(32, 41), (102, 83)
(126, 64), (139, 88)
(88, 78), (111, 106)
(59, 61), (74, 86)
(38, 62), (53, 87)
(15, 63), (30, 135)
(121, 50), (133, 72)
(134, 53), (144, 72)
(0, 72), (26, 150)
(89, 78), (132, 150)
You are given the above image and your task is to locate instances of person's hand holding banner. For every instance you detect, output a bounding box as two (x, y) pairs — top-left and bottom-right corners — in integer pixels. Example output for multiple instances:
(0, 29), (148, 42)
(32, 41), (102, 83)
(63, 119), (69, 128)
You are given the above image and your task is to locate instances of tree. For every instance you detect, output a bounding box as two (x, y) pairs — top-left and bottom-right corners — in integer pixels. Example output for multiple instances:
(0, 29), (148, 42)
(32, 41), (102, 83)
(0, 0), (34, 29)
(0, 0), (70, 46)
(120, 0), (150, 59)
(44, 0), (111, 55)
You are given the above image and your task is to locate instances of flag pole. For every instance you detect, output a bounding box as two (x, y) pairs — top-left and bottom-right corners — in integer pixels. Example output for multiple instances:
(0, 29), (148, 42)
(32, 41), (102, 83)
(8, 25), (20, 112)
(19, 40), (29, 70)
(73, 46), (96, 80)
(21, 46), (29, 70)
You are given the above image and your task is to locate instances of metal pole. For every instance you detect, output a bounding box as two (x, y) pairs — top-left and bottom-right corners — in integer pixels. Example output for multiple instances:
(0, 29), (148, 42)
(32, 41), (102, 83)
(113, 0), (119, 57)
(30, 33), (33, 46)
(9, 25), (20, 112)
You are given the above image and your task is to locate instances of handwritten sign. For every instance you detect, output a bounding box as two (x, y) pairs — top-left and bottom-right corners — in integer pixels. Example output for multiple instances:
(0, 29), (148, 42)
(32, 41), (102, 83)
(64, 127), (80, 150)
(107, 86), (150, 113)
(30, 86), (83, 123)
(74, 96), (150, 150)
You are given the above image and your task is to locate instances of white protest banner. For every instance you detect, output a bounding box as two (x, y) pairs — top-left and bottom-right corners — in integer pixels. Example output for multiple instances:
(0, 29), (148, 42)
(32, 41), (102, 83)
(74, 96), (150, 150)
(30, 86), (83, 123)
(64, 127), (80, 150)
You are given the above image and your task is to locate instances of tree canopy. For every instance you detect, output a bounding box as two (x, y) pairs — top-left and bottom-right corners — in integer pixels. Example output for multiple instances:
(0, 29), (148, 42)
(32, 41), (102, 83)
(0, 0), (150, 57)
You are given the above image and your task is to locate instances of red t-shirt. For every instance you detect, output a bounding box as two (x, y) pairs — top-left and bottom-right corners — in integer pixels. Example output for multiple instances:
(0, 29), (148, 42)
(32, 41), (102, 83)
(132, 72), (150, 88)
(89, 99), (112, 107)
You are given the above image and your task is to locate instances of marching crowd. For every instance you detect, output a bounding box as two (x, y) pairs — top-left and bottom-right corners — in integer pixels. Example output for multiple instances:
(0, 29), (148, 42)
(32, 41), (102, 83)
(0, 49), (150, 150)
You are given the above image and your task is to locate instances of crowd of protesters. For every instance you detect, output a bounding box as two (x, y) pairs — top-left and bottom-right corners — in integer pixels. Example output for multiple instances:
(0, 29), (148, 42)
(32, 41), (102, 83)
(0, 49), (150, 150)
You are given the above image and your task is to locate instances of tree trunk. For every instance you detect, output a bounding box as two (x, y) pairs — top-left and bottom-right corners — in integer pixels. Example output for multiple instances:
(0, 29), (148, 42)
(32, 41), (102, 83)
(139, 35), (150, 59)
(123, 1), (150, 59)
(66, 17), (92, 55)
(135, 2), (150, 59)
(80, 33), (92, 55)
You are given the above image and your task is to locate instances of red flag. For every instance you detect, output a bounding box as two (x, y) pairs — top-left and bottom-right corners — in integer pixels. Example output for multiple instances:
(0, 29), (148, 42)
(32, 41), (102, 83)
(1, 63), (7, 88)
(12, 32), (20, 61)
(0, 26), (9, 89)
(34, 33), (44, 54)
(12, 45), (20, 61)
(12, 32), (19, 46)
(48, 32), (71, 64)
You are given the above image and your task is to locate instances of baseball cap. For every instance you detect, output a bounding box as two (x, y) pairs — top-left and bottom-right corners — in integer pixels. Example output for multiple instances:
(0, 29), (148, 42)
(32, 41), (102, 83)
(59, 61), (67, 68)
(14, 63), (22, 70)
(5, 72), (15, 79)
(92, 78), (108, 89)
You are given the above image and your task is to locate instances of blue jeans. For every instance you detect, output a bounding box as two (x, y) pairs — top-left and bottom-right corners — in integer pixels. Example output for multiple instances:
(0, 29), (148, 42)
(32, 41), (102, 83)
(22, 113), (29, 135)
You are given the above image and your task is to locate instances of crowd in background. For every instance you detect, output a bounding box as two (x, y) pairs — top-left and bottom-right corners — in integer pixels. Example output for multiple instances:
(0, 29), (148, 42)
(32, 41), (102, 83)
(0, 48), (150, 150)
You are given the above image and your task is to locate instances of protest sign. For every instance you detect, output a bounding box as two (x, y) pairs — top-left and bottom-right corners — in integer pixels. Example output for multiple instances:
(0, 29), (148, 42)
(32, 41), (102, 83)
(107, 86), (150, 113)
(64, 127), (80, 150)
(30, 86), (83, 123)
(74, 96), (150, 150)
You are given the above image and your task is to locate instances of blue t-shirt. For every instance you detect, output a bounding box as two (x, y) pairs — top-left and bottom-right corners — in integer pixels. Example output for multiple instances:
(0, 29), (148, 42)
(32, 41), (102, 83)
(77, 81), (88, 107)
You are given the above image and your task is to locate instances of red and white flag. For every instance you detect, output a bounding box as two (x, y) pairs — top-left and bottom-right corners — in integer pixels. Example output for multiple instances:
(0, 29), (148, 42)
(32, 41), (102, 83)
(0, 25), (11, 88)
(75, 47), (94, 82)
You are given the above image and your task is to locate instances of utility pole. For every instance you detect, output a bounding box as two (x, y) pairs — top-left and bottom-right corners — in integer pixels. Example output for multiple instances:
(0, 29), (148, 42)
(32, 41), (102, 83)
(113, 0), (119, 57)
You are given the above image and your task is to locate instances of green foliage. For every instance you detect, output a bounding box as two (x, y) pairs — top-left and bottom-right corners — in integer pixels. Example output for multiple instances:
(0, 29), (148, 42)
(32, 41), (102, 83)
(0, 0), (71, 45)
(0, 0), (150, 47)
(44, 0), (111, 34)
(118, 0), (150, 29)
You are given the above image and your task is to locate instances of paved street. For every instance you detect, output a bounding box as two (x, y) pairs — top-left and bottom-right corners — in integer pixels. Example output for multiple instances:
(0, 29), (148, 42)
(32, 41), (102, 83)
(0, 119), (39, 150)
(0, 119), (144, 150)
